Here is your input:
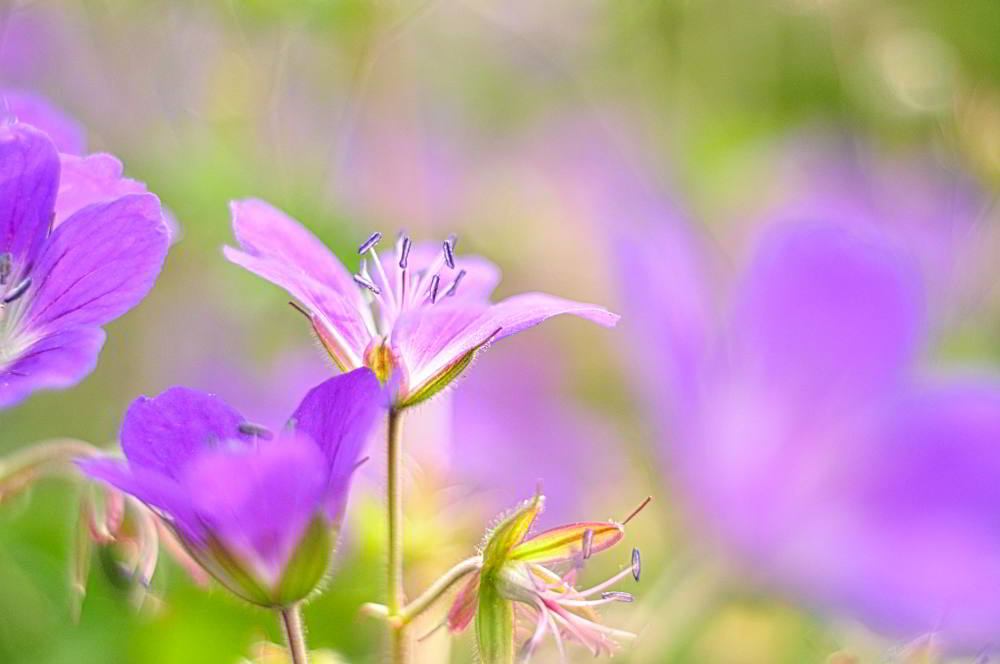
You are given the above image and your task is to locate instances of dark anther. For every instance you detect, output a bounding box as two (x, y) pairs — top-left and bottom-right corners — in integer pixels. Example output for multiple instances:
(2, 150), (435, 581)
(358, 232), (382, 255)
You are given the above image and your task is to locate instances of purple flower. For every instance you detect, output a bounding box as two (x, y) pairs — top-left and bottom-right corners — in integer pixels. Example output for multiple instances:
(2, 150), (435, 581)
(79, 368), (383, 607)
(0, 122), (169, 408)
(625, 209), (1000, 651)
(224, 200), (619, 407)
(1, 89), (84, 155)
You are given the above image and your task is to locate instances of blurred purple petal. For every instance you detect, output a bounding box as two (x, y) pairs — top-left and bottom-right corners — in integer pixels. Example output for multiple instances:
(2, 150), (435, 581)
(120, 386), (249, 480)
(1, 90), (85, 155)
(183, 432), (328, 582)
(53, 153), (147, 225)
(289, 368), (383, 519)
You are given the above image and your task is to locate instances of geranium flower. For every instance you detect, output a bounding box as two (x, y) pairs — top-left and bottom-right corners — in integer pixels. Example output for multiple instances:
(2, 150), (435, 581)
(78, 368), (383, 608)
(223, 200), (619, 407)
(0, 122), (169, 408)
(445, 493), (644, 662)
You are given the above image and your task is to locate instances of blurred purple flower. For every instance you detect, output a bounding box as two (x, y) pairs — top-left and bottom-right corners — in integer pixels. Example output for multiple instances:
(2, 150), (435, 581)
(79, 368), (383, 607)
(224, 201), (619, 407)
(0, 123), (169, 408)
(624, 195), (1000, 651)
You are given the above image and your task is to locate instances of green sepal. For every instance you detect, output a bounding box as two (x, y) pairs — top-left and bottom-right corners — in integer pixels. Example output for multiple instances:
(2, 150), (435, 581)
(182, 531), (273, 607)
(274, 516), (334, 606)
(482, 493), (543, 572)
(398, 330), (499, 410)
(475, 579), (515, 664)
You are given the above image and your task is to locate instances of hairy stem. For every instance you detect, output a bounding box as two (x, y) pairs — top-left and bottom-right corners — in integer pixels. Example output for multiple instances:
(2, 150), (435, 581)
(400, 555), (482, 627)
(387, 408), (408, 662)
(280, 604), (309, 664)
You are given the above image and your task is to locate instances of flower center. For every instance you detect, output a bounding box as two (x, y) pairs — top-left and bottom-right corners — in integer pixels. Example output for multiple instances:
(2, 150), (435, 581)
(352, 232), (467, 339)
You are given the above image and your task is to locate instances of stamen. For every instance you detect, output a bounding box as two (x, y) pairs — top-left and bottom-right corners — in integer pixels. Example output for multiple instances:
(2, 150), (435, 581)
(428, 274), (441, 303)
(600, 591), (634, 603)
(0, 252), (10, 285)
(237, 422), (274, 440)
(2, 277), (31, 304)
(358, 232), (382, 255)
(632, 548), (641, 582)
(622, 496), (652, 525)
(582, 528), (594, 560)
(398, 236), (412, 269)
(443, 237), (456, 269)
(353, 273), (381, 295)
(445, 269), (466, 297)
(447, 233), (458, 252)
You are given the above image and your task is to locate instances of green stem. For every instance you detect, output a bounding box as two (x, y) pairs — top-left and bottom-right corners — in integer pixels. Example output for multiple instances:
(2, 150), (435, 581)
(386, 408), (408, 662)
(280, 604), (309, 664)
(399, 555), (482, 627)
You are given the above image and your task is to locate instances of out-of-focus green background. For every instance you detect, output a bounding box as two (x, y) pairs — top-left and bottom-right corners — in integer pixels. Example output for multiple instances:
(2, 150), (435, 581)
(1, 1), (998, 662)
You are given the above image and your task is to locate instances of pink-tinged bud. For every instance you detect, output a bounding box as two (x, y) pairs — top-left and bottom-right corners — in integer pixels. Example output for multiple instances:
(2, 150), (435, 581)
(447, 492), (649, 662)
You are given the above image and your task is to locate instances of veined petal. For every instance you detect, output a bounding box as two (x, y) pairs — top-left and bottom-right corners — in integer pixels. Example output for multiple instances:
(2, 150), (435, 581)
(53, 153), (149, 226)
(22, 193), (168, 331)
(0, 327), (105, 409)
(223, 247), (369, 367)
(399, 293), (619, 394)
(120, 386), (250, 480)
(0, 123), (59, 270)
(1, 90), (85, 154)
(229, 198), (363, 309)
(288, 368), (383, 521)
(483, 494), (544, 571)
(510, 521), (624, 565)
(476, 581), (515, 664)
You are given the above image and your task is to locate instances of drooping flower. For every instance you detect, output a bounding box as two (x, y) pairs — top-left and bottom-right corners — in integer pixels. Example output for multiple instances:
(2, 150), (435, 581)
(623, 206), (1000, 652)
(446, 493), (645, 663)
(223, 200), (619, 407)
(78, 368), (384, 608)
(0, 122), (169, 408)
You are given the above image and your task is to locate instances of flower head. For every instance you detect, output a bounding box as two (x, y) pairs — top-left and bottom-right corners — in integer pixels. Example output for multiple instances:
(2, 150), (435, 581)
(447, 493), (645, 663)
(224, 200), (619, 407)
(0, 119), (169, 408)
(79, 368), (383, 608)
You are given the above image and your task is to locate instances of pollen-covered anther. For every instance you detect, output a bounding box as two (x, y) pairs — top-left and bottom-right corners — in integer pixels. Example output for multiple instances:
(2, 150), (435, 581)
(443, 237), (456, 269)
(3, 277), (31, 304)
(398, 236), (412, 270)
(358, 232), (382, 255)
(237, 422), (274, 440)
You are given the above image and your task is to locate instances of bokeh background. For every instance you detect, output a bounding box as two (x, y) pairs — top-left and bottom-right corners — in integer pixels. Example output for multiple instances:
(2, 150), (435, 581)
(2, 1), (1000, 662)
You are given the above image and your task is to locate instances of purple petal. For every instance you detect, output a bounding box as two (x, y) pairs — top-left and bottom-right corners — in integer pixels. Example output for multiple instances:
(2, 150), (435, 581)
(53, 153), (149, 227)
(182, 433), (327, 582)
(394, 293), (619, 392)
(726, 221), (925, 407)
(21, 193), (168, 331)
(288, 368), (383, 520)
(223, 247), (370, 366)
(834, 381), (1000, 648)
(0, 327), (104, 409)
(120, 386), (249, 479)
(1, 90), (85, 155)
(77, 457), (201, 541)
(0, 123), (59, 270)
(228, 199), (363, 309)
